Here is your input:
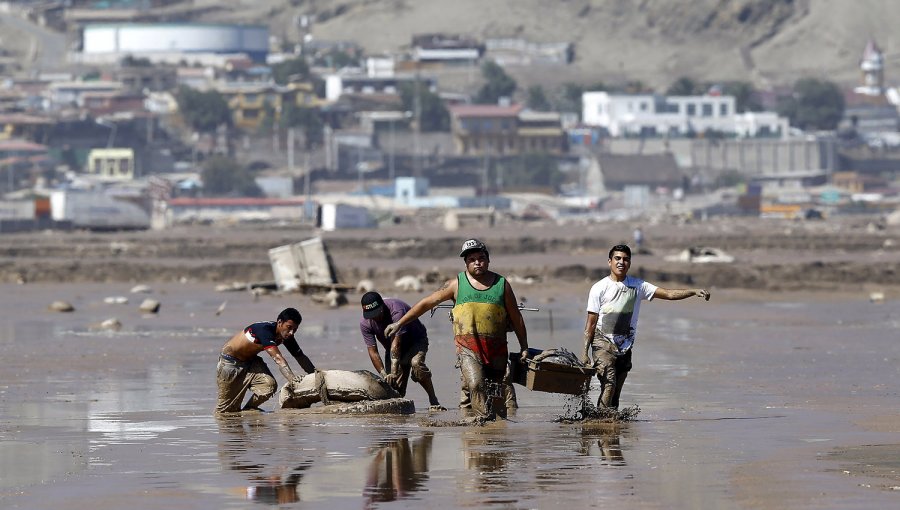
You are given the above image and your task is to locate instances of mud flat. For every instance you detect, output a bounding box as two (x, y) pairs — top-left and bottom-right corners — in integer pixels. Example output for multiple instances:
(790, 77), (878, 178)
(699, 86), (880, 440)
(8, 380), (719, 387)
(1, 215), (899, 507)
(1, 268), (899, 508)
(2, 216), (899, 296)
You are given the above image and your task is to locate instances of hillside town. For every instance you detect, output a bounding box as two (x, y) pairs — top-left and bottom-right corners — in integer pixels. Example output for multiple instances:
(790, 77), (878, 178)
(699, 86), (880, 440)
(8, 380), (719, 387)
(2, 0), (900, 233)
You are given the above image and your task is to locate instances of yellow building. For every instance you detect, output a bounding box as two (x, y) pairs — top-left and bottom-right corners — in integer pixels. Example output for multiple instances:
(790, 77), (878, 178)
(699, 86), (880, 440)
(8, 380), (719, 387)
(217, 82), (323, 131)
(86, 148), (135, 180)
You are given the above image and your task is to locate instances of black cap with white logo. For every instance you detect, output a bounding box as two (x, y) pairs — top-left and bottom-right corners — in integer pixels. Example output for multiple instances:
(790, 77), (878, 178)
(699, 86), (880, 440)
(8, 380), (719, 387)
(361, 291), (386, 319)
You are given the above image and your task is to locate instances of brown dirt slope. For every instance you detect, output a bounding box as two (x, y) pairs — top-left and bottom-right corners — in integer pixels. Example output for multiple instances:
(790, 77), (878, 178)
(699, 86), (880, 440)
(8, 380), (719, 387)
(202, 0), (900, 90)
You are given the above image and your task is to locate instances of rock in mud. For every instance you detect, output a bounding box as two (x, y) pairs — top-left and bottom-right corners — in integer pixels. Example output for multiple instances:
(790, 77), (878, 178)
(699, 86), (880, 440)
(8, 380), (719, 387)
(279, 369), (402, 410)
(49, 300), (75, 312)
(139, 298), (160, 313)
(130, 284), (152, 294)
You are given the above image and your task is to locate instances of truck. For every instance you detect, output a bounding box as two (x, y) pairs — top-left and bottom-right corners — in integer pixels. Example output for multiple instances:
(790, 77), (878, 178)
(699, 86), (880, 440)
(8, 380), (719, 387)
(50, 190), (150, 230)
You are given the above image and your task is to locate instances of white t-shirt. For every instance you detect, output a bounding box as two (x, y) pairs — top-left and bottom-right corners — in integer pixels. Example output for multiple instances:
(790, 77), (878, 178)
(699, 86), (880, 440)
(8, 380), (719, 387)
(585, 275), (657, 353)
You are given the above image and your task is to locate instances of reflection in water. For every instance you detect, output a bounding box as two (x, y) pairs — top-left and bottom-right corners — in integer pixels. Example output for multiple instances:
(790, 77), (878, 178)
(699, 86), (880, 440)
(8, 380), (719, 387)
(579, 423), (627, 466)
(363, 432), (433, 506)
(462, 429), (514, 494)
(216, 416), (312, 505)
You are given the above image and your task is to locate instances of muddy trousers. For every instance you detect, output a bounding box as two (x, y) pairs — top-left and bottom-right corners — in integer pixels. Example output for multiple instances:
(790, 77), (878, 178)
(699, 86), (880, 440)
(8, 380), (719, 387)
(384, 337), (431, 398)
(591, 342), (633, 410)
(458, 362), (518, 410)
(457, 349), (508, 420)
(215, 355), (277, 413)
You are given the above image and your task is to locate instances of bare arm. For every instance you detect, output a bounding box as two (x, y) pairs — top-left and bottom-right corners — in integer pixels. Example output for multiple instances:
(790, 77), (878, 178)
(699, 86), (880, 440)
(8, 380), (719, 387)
(653, 288), (711, 301)
(293, 350), (316, 374)
(389, 332), (403, 376)
(582, 311), (599, 363)
(283, 336), (316, 373)
(503, 281), (528, 355)
(385, 278), (457, 337)
(265, 346), (298, 381)
(367, 345), (387, 376)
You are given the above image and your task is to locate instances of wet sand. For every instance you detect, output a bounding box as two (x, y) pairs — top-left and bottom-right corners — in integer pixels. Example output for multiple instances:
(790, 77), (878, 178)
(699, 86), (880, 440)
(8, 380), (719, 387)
(1, 280), (898, 509)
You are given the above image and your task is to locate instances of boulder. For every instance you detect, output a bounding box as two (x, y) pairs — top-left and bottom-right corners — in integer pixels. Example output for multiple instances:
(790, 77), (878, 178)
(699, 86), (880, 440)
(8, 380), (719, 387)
(139, 298), (161, 314)
(99, 318), (122, 331)
(279, 370), (402, 409)
(130, 284), (152, 294)
(394, 275), (424, 292)
(49, 301), (74, 313)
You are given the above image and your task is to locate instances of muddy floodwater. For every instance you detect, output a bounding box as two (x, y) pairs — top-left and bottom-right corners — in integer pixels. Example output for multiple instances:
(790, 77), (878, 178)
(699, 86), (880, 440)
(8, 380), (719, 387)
(1, 282), (899, 509)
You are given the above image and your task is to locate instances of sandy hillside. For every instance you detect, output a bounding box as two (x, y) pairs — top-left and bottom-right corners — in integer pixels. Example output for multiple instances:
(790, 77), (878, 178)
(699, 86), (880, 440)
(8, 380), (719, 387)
(201, 0), (900, 91)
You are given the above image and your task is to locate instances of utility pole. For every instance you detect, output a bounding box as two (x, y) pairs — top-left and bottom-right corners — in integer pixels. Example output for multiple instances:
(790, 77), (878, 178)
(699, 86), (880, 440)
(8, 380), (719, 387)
(413, 64), (422, 179)
(389, 117), (395, 183)
(287, 127), (295, 176)
(304, 150), (312, 221)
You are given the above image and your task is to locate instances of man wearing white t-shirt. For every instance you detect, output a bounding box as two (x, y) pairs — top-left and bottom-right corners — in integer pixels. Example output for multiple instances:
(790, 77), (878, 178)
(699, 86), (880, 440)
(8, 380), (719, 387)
(581, 244), (710, 409)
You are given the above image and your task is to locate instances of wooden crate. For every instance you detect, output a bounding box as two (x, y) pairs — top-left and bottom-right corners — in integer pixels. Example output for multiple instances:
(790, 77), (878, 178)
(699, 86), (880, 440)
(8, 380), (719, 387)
(510, 349), (595, 395)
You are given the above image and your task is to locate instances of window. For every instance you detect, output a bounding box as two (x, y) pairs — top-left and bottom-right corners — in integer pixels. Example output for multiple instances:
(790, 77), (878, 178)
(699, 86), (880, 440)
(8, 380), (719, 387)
(702, 103), (713, 117)
(687, 104), (696, 116)
(640, 102), (648, 111)
(720, 103), (729, 116)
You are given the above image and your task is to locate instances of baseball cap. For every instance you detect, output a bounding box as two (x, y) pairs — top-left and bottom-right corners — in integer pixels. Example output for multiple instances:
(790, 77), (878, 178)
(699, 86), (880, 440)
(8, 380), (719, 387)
(459, 238), (488, 258)
(361, 291), (385, 319)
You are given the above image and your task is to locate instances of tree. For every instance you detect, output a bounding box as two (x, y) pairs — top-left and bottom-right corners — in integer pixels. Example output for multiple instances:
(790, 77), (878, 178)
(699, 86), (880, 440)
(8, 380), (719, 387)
(313, 49), (359, 69)
(559, 81), (606, 114)
(476, 60), (517, 104)
(272, 57), (310, 85)
(722, 81), (762, 113)
(176, 86), (232, 133)
(526, 85), (550, 111)
(777, 78), (845, 131)
(201, 156), (262, 197)
(281, 104), (324, 148)
(666, 76), (704, 96)
(399, 83), (449, 132)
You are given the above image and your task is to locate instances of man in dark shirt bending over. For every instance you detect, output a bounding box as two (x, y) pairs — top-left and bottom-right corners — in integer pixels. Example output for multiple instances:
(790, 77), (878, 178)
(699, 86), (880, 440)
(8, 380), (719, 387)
(216, 307), (316, 413)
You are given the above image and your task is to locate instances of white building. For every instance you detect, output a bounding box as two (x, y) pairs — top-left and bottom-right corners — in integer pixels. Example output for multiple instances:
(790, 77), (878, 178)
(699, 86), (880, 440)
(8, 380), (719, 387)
(582, 92), (789, 138)
(79, 23), (270, 65)
(324, 69), (436, 102)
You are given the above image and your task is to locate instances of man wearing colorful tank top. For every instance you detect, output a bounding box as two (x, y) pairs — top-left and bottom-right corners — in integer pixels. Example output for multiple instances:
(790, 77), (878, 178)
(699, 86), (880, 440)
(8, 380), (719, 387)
(386, 239), (528, 421)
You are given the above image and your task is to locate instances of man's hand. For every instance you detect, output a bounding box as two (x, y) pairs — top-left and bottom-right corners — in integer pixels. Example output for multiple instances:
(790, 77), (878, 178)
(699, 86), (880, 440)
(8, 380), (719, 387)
(696, 289), (711, 301)
(519, 349), (529, 363)
(384, 322), (400, 338)
(288, 376), (304, 395)
(384, 372), (400, 388)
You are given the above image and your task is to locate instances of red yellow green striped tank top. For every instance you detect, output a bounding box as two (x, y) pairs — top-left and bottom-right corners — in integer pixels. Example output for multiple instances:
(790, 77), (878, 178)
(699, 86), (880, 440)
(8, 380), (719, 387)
(453, 271), (508, 364)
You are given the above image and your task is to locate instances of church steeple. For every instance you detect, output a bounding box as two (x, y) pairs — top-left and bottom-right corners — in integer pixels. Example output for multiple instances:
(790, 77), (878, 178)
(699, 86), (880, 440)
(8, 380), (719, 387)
(856, 39), (884, 96)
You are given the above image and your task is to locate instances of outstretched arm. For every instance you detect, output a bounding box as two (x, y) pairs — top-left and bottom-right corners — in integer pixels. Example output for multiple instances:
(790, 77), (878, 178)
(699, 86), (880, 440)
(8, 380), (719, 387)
(283, 336), (316, 373)
(503, 281), (528, 357)
(582, 312), (599, 364)
(385, 278), (457, 337)
(265, 346), (299, 381)
(653, 288), (710, 301)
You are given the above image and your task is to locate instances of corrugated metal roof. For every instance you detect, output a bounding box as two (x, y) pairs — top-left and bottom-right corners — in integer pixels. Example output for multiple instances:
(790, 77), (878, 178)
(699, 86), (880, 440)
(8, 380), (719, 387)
(167, 197), (307, 207)
(449, 104), (523, 118)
